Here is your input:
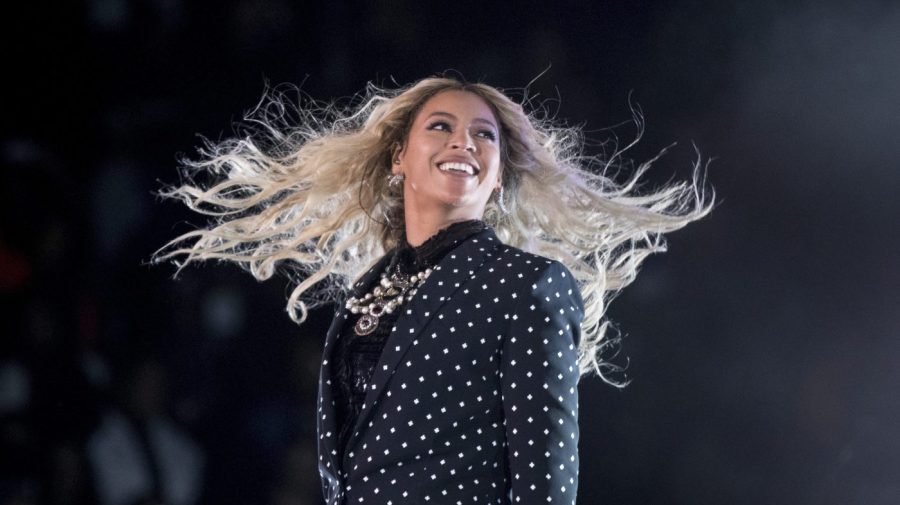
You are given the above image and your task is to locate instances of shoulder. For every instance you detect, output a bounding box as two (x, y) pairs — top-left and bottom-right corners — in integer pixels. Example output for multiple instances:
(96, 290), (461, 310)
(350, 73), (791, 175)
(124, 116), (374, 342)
(488, 242), (577, 287)
(482, 241), (582, 309)
(493, 245), (585, 347)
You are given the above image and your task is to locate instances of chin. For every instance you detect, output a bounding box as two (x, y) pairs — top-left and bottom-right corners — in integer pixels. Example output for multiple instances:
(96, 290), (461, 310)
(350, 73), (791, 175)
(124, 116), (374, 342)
(434, 190), (470, 208)
(441, 194), (480, 209)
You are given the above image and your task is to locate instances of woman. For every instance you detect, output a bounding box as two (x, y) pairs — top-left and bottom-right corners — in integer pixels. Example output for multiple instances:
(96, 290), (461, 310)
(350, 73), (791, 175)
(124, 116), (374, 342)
(156, 77), (712, 504)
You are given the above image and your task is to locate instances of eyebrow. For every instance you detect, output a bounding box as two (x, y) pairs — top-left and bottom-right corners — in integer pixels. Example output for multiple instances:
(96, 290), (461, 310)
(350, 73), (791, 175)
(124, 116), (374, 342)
(425, 111), (498, 130)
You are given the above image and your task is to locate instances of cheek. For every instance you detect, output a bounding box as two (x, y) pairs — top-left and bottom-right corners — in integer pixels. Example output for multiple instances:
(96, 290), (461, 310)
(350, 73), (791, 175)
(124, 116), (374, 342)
(486, 152), (502, 180)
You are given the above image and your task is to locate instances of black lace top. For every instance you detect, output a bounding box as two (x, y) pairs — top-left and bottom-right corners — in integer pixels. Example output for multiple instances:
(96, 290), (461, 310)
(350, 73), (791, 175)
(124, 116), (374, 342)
(332, 219), (486, 458)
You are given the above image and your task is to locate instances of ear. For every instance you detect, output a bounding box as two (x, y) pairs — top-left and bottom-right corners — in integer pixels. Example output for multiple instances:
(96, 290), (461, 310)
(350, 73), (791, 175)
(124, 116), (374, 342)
(391, 142), (404, 175)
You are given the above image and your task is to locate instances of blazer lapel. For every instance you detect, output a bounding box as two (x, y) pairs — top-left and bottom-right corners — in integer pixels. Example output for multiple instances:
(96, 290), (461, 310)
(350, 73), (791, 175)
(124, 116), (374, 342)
(318, 253), (393, 476)
(343, 228), (501, 460)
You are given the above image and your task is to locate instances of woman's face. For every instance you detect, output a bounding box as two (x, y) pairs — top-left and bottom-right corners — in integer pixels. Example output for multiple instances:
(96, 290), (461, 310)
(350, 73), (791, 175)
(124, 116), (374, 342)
(394, 90), (502, 225)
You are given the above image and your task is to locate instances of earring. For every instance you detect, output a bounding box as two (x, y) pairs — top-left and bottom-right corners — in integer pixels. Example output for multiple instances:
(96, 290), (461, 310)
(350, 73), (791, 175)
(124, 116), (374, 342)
(389, 173), (405, 189)
(496, 185), (509, 214)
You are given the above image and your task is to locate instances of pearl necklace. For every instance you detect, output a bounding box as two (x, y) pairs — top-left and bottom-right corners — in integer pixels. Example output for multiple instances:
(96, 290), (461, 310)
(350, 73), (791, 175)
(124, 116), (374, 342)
(346, 265), (433, 336)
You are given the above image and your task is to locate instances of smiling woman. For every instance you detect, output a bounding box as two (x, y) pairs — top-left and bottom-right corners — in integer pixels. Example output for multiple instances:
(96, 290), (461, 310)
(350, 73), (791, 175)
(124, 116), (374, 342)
(392, 90), (503, 245)
(154, 76), (713, 504)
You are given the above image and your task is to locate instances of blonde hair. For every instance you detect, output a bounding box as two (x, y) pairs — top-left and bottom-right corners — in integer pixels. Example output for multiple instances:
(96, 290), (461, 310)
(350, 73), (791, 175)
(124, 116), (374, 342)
(154, 77), (714, 383)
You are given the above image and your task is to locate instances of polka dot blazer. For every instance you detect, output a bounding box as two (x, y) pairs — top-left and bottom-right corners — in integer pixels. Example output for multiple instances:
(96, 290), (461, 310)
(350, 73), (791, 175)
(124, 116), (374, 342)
(317, 228), (583, 504)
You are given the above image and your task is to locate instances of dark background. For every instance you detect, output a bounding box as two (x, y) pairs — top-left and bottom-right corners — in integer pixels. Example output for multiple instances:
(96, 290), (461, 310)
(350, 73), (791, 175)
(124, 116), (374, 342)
(3, 1), (899, 504)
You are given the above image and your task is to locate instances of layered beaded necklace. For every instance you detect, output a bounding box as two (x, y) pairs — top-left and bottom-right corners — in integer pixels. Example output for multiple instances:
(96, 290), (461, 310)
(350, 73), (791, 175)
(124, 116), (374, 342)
(344, 219), (485, 337)
(345, 264), (433, 336)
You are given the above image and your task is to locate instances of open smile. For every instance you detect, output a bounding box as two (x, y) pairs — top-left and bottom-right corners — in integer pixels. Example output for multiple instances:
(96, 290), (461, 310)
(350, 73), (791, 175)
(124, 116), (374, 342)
(437, 161), (479, 176)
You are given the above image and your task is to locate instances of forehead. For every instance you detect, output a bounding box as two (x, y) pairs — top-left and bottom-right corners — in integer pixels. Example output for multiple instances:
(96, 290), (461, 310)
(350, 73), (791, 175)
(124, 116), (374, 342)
(415, 90), (498, 126)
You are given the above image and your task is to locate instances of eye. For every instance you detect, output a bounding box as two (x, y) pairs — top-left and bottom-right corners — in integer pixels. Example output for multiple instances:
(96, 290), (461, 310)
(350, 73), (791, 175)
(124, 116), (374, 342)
(427, 121), (452, 132)
(476, 129), (497, 141)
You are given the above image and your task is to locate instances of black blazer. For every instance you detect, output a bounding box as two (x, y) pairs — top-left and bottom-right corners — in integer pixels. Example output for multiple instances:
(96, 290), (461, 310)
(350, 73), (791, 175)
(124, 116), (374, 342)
(317, 228), (583, 504)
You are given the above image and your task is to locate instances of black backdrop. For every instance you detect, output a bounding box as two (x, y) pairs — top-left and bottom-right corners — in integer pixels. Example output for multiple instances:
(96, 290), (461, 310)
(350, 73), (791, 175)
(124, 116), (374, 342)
(4, 1), (899, 504)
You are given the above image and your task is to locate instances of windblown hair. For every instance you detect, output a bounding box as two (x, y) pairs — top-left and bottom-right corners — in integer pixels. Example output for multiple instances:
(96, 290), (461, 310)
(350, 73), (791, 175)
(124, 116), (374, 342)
(154, 76), (713, 383)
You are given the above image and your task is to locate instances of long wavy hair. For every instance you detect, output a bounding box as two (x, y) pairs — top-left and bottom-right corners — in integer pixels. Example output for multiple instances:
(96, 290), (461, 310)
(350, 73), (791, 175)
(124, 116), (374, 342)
(154, 76), (714, 382)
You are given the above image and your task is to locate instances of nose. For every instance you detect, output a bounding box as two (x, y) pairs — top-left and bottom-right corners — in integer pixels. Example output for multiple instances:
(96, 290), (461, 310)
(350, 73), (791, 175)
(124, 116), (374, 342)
(448, 130), (475, 152)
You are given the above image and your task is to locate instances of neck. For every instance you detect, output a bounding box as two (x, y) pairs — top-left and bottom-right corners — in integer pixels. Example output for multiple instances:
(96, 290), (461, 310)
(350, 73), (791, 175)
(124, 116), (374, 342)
(403, 208), (482, 247)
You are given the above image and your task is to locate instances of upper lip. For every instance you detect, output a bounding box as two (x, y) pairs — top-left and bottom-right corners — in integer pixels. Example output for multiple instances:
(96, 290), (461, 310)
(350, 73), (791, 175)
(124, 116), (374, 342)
(436, 156), (480, 175)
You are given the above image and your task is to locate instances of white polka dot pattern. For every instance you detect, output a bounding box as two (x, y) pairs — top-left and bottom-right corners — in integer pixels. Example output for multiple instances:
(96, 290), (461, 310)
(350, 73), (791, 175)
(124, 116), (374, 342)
(316, 228), (583, 504)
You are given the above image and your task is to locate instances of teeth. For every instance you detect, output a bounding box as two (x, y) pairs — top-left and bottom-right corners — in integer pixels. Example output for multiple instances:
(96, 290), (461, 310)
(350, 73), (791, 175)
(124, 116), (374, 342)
(438, 162), (475, 175)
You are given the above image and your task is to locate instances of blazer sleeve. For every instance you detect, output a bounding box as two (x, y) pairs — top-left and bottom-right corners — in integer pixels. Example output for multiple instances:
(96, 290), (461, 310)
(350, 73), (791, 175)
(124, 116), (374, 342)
(501, 261), (583, 504)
